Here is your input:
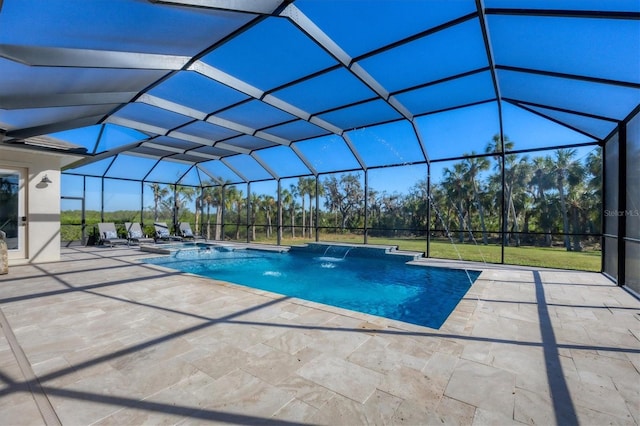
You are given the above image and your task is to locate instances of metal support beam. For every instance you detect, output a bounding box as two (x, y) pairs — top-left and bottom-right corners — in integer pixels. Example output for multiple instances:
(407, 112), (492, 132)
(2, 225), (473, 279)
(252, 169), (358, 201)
(277, 179), (282, 245)
(190, 61), (263, 99)
(206, 116), (255, 136)
(315, 176), (320, 242)
(215, 142), (251, 155)
(0, 92), (138, 109)
(191, 60), (344, 136)
(138, 94), (207, 120)
(168, 132), (215, 146)
(220, 158), (249, 182)
(196, 166), (225, 185)
(495, 64), (640, 89)
(0, 44), (190, 70)
(426, 164), (431, 258)
(7, 114), (110, 140)
(476, 0), (507, 262)
(251, 152), (280, 180)
(617, 123), (627, 286)
(281, 3), (414, 122)
(63, 140), (148, 170)
(105, 116), (166, 136)
(149, 0), (286, 15)
(289, 144), (318, 176)
(185, 150), (220, 161)
(484, 8), (640, 20)
(142, 142), (186, 154)
(364, 169), (368, 244)
(341, 133), (368, 171)
(246, 182), (251, 243)
(501, 97), (620, 123)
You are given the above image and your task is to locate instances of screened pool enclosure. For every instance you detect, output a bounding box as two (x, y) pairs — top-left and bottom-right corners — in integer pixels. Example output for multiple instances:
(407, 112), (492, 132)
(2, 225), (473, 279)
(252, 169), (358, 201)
(0, 1), (639, 286)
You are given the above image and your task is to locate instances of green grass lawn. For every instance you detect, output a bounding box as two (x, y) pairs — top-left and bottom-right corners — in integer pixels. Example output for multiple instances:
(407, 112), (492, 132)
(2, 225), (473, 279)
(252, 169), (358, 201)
(275, 234), (601, 272)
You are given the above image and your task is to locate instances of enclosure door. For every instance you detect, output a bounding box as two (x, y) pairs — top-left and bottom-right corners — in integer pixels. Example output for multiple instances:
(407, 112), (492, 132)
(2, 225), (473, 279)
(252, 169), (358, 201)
(61, 196), (86, 246)
(0, 167), (26, 259)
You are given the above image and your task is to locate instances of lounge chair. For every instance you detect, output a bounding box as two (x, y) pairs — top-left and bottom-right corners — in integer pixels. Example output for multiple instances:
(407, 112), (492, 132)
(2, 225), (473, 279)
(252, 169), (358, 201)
(125, 222), (155, 245)
(179, 222), (204, 241)
(154, 222), (182, 242)
(97, 222), (128, 247)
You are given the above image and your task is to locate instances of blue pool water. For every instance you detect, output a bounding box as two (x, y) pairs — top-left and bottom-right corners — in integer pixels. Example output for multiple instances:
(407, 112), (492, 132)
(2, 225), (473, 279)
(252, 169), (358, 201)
(141, 245), (481, 329)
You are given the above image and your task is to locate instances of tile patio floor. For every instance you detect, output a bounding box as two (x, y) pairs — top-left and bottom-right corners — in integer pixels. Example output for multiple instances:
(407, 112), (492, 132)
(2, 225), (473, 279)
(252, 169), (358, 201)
(0, 245), (638, 425)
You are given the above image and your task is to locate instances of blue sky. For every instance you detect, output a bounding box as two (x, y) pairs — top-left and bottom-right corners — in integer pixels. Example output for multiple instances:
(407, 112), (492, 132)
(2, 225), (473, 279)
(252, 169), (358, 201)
(59, 95), (600, 210)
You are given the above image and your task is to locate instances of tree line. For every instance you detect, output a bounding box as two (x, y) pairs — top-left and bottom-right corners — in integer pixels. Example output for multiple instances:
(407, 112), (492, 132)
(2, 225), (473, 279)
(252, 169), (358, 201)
(63, 135), (602, 252)
(152, 136), (601, 251)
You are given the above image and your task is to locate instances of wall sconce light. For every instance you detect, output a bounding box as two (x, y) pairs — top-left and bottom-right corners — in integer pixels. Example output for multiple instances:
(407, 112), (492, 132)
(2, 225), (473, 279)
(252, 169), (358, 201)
(41, 174), (52, 184)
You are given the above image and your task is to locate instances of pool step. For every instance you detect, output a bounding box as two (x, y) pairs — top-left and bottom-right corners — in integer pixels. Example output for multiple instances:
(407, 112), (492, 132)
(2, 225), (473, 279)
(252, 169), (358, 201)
(292, 242), (424, 262)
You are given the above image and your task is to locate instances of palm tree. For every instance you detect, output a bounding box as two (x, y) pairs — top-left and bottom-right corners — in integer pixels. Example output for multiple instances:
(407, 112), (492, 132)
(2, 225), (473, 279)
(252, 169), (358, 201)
(485, 134), (516, 245)
(289, 184), (299, 238)
(585, 148), (602, 234)
(528, 156), (554, 246)
(463, 153), (490, 244)
(224, 186), (244, 241)
(148, 183), (169, 222)
(585, 148), (602, 191)
(442, 163), (468, 243)
(281, 188), (293, 239)
(214, 185), (228, 240)
(567, 180), (587, 251)
(199, 181), (226, 240)
(175, 185), (195, 231)
(303, 177), (317, 237)
(249, 192), (260, 241)
(200, 185), (214, 240)
(553, 148), (583, 251)
(297, 177), (308, 238)
(504, 155), (530, 247)
(262, 194), (276, 238)
(297, 177), (316, 238)
(194, 188), (202, 236)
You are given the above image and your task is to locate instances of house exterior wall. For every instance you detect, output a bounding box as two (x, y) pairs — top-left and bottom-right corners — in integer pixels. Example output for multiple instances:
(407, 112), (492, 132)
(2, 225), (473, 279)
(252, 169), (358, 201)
(1, 147), (63, 265)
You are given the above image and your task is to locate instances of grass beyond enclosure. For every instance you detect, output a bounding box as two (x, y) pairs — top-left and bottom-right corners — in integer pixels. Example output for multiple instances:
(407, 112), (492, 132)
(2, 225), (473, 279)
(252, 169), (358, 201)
(62, 217), (600, 272)
(278, 235), (601, 272)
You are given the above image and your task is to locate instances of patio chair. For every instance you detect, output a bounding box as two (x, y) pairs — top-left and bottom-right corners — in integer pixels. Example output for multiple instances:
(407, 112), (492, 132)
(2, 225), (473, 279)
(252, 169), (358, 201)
(154, 222), (182, 243)
(125, 222), (155, 245)
(97, 222), (127, 247)
(179, 222), (204, 241)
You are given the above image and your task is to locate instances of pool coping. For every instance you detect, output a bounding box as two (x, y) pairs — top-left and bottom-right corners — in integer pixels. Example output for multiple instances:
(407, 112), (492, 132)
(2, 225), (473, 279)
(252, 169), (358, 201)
(135, 242), (487, 334)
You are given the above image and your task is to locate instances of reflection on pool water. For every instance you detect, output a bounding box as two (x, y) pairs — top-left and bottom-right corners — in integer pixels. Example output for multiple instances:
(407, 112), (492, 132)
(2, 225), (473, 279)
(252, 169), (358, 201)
(141, 244), (481, 329)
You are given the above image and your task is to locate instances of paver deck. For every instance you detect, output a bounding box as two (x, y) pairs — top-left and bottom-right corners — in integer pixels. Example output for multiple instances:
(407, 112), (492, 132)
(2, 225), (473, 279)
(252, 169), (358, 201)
(0, 246), (638, 425)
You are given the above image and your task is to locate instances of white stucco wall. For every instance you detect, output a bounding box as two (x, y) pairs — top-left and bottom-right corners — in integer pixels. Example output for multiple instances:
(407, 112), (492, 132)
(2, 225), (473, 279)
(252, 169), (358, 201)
(1, 147), (69, 265)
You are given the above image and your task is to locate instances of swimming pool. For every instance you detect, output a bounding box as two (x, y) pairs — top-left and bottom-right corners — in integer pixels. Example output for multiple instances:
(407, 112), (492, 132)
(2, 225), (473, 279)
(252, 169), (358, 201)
(141, 244), (481, 329)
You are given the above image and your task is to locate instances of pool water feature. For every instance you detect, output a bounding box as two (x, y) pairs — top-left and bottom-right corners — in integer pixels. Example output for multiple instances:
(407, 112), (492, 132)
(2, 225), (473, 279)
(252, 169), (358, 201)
(141, 244), (481, 329)
(139, 241), (228, 255)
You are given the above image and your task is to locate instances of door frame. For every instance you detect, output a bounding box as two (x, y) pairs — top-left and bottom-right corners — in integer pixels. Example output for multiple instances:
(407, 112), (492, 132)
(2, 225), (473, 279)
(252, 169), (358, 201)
(61, 196), (86, 246)
(0, 166), (27, 260)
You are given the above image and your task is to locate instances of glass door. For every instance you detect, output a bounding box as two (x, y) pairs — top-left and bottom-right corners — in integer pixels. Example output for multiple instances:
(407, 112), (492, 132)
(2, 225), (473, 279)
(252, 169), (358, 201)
(0, 167), (26, 259)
